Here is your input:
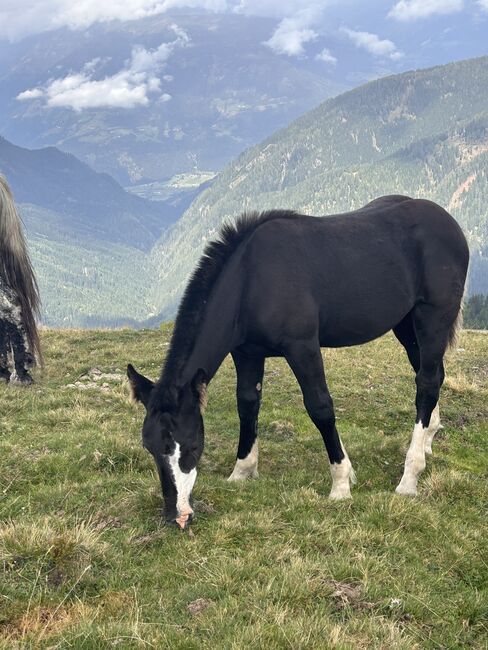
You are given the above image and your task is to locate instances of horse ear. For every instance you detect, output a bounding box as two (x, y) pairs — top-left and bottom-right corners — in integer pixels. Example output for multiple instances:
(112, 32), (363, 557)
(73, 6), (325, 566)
(192, 368), (207, 412)
(127, 364), (154, 408)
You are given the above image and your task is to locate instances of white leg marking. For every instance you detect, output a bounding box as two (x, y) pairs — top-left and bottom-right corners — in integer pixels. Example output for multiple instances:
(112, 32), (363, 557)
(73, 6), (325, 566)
(329, 438), (355, 500)
(167, 442), (197, 528)
(228, 440), (259, 481)
(396, 421), (427, 496)
(424, 403), (443, 455)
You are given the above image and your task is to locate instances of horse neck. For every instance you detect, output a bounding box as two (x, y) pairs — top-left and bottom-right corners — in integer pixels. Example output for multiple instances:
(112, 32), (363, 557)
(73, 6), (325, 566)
(179, 266), (243, 386)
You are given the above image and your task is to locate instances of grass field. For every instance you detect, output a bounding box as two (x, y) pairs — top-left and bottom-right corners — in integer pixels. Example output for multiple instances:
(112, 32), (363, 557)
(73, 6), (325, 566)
(1, 327), (487, 649)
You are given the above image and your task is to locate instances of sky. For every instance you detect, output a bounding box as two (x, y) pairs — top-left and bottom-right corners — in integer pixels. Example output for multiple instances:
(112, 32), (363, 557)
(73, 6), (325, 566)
(3, 0), (488, 111)
(1, 0), (487, 43)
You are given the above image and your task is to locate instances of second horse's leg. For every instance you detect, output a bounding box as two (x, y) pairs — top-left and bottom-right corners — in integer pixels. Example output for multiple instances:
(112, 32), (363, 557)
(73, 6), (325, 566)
(0, 319), (11, 382)
(284, 339), (355, 499)
(7, 321), (34, 385)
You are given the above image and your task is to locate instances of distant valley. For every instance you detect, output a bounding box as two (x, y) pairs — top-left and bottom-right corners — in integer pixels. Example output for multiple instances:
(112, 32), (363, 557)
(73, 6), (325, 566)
(0, 137), (206, 326)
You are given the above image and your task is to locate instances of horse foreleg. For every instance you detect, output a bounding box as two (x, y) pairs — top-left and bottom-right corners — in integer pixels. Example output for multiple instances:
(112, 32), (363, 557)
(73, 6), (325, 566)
(0, 319), (10, 382)
(284, 339), (355, 500)
(7, 320), (34, 385)
(228, 351), (264, 481)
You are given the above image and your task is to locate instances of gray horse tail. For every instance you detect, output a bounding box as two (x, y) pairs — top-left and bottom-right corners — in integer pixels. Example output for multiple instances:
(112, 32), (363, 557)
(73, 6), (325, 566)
(0, 175), (42, 366)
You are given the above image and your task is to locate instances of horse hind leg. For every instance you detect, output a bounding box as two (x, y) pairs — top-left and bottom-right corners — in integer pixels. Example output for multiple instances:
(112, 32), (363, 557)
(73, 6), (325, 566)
(424, 402), (443, 454)
(396, 305), (451, 496)
(393, 313), (443, 455)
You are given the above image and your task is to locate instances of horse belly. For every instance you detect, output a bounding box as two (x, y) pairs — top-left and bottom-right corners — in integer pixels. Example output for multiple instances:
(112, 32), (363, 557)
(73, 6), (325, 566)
(318, 283), (414, 347)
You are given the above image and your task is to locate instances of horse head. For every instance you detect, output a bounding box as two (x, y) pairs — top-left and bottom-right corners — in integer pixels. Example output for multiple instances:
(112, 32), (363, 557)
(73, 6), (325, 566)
(127, 363), (207, 530)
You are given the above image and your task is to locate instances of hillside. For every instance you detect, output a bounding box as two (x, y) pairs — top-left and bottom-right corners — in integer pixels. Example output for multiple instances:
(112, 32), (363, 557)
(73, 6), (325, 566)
(0, 328), (486, 647)
(150, 56), (488, 318)
(0, 13), (342, 185)
(0, 137), (184, 326)
(0, 137), (178, 250)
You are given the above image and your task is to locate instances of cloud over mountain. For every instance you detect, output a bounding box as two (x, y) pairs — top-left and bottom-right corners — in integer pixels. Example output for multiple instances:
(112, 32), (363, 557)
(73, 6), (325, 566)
(0, 0), (226, 40)
(17, 25), (189, 110)
(388, 0), (464, 21)
(342, 28), (403, 60)
(264, 10), (319, 57)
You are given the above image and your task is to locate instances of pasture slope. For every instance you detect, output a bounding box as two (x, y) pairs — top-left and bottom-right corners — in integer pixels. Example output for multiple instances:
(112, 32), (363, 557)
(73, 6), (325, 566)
(1, 327), (487, 649)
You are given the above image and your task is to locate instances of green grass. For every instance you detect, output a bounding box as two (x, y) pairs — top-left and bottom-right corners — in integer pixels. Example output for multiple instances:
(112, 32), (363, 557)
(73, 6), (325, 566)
(1, 328), (487, 649)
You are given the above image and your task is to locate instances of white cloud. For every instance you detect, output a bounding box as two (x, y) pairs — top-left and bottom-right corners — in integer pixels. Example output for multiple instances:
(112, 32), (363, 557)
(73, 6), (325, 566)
(342, 27), (403, 60)
(16, 25), (189, 110)
(316, 47), (337, 64)
(16, 88), (45, 100)
(264, 6), (325, 57)
(233, 1), (322, 19)
(265, 18), (317, 56)
(388, 0), (464, 21)
(0, 0), (333, 51)
(477, 0), (488, 11)
(0, 0), (228, 40)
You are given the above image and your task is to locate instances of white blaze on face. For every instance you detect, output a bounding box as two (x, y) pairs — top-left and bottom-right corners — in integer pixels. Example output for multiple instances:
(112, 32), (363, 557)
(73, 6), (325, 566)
(167, 442), (197, 527)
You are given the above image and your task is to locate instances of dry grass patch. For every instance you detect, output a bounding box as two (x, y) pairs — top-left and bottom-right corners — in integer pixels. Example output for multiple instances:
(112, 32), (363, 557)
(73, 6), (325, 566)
(0, 517), (106, 581)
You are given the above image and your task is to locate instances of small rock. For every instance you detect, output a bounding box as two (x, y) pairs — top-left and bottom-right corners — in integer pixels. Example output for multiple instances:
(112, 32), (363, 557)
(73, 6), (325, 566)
(187, 598), (213, 616)
(389, 597), (403, 608)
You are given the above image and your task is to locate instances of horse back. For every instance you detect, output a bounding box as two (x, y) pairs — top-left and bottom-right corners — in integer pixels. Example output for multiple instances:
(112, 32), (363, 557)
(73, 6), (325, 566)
(237, 196), (469, 348)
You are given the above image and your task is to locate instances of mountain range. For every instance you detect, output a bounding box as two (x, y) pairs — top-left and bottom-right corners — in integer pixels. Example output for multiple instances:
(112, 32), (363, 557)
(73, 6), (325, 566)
(2, 55), (487, 326)
(0, 13), (343, 186)
(150, 55), (488, 318)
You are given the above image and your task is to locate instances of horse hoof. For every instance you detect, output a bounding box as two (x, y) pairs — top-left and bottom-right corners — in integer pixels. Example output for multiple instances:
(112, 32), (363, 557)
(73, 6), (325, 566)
(328, 488), (352, 500)
(9, 372), (34, 386)
(395, 484), (417, 497)
(227, 469), (259, 481)
(227, 472), (246, 482)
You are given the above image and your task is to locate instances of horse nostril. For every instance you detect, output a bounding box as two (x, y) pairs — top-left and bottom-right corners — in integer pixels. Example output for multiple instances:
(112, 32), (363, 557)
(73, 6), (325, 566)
(175, 511), (193, 530)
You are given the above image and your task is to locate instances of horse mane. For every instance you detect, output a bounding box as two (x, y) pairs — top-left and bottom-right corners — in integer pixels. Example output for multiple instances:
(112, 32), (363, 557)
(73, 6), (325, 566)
(0, 175), (42, 365)
(154, 209), (298, 406)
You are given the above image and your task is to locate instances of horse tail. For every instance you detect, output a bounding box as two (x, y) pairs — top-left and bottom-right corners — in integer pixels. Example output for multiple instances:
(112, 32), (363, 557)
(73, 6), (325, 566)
(447, 300), (464, 350)
(0, 175), (42, 366)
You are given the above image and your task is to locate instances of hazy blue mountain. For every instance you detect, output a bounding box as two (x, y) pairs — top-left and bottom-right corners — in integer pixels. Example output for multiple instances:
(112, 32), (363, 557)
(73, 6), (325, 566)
(0, 137), (190, 326)
(0, 14), (343, 186)
(0, 136), (178, 250)
(149, 56), (488, 318)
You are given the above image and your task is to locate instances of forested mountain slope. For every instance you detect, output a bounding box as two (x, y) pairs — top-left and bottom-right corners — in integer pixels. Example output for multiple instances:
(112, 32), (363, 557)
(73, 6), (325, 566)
(150, 56), (488, 318)
(0, 137), (177, 325)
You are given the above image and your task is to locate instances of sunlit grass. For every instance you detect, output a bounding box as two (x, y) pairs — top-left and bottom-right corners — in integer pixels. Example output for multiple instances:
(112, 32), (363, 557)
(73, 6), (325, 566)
(0, 328), (487, 648)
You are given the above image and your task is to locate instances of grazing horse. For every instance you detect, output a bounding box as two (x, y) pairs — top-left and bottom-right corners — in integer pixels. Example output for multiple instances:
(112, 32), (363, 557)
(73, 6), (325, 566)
(128, 195), (469, 529)
(0, 175), (42, 384)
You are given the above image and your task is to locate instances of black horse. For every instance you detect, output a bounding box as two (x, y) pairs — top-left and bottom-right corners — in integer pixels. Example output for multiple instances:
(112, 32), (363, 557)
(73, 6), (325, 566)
(128, 195), (469, 529)
(0, 175), (42, 384)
